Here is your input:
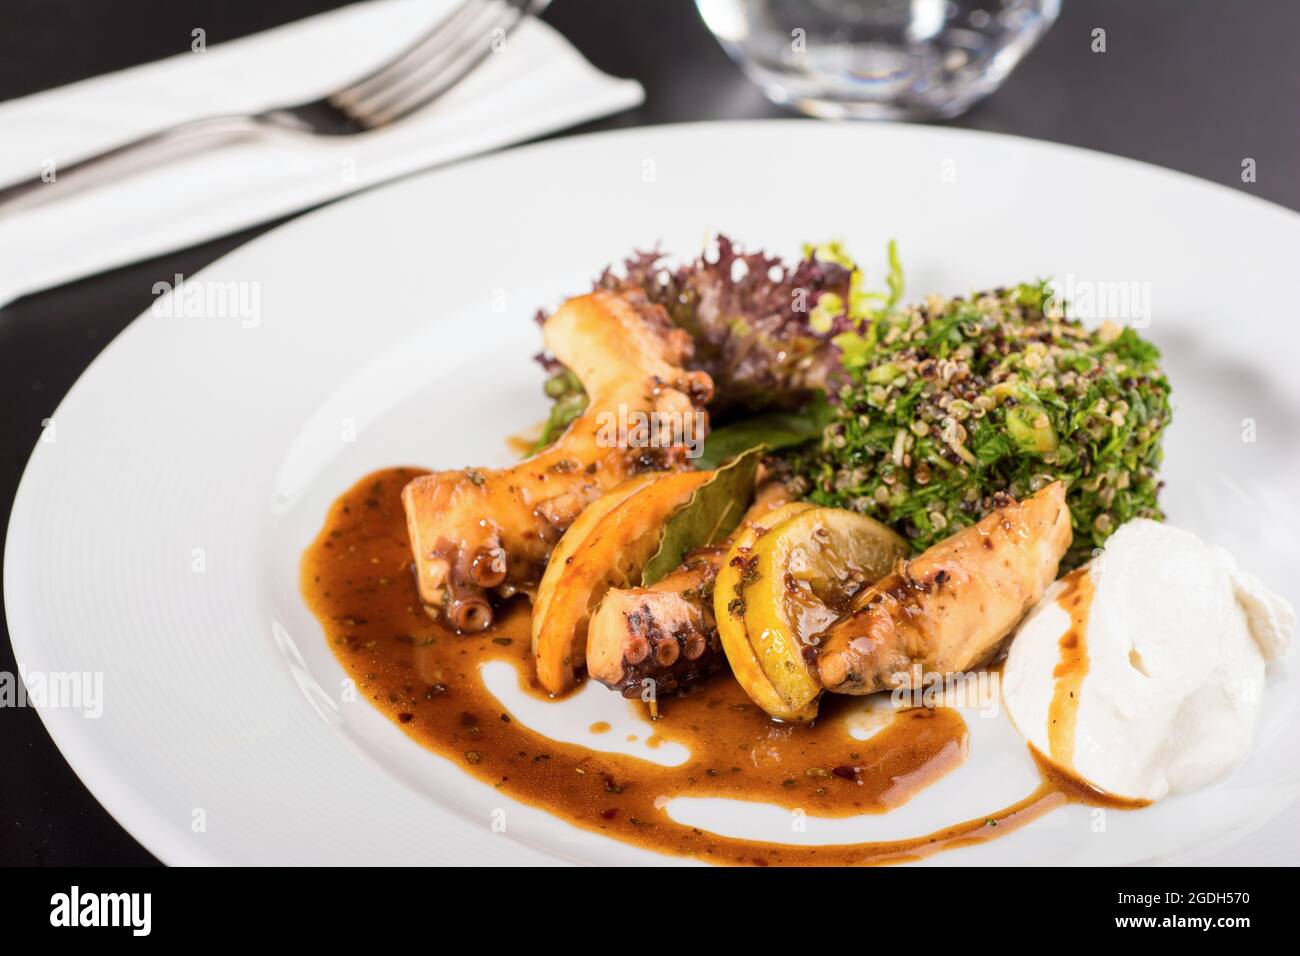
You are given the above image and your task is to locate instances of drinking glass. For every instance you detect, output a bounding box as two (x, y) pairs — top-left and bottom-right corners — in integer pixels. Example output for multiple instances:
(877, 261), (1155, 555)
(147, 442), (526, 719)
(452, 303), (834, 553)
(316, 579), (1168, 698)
(696, 0), (1060, 120)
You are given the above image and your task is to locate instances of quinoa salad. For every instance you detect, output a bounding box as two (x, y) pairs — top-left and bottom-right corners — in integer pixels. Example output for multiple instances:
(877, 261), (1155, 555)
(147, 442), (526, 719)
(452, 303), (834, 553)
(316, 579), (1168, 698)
(785, 281), (1171, 565)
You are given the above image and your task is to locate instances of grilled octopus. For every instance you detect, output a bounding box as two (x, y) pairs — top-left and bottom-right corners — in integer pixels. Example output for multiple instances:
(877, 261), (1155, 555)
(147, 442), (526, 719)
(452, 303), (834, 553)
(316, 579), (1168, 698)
(585, 482), (794, 697)
(402, 290), (712, 631)
(813, 482), (1072, 695)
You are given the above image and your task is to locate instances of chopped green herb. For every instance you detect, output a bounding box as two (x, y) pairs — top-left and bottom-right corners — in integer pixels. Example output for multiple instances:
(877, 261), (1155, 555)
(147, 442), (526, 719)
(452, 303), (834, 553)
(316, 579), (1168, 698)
(784, 281), (1170, 565)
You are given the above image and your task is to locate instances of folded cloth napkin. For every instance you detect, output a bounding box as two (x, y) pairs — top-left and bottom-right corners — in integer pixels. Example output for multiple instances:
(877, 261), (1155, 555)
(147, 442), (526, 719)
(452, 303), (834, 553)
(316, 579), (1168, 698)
(0, 0), (643, 305)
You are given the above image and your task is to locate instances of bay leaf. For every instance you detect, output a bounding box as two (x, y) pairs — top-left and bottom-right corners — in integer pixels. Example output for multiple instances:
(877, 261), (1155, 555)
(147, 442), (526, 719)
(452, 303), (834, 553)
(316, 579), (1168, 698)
(640, 447), (761, 586)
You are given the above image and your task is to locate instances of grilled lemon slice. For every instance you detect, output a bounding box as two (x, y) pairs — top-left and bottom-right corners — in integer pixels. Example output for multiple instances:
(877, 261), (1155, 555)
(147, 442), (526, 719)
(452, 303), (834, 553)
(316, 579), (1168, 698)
(530, 471), (660, 649)
(714, 501), (817, 722)
(719, 506), (908, 719)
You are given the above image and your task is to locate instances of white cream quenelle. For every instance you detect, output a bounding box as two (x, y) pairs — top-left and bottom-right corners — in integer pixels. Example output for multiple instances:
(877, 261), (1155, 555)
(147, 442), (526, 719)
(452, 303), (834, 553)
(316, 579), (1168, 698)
(1002, 519), (1294, 802)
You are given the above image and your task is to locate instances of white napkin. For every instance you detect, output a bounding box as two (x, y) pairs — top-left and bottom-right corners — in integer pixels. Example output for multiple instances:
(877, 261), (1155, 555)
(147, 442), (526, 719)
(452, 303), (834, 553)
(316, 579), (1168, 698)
(0, 0), (643, 305)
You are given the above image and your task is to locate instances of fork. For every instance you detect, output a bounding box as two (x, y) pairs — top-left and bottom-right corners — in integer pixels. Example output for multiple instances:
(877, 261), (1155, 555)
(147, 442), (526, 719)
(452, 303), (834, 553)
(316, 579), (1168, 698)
(0, 0), (549, 217)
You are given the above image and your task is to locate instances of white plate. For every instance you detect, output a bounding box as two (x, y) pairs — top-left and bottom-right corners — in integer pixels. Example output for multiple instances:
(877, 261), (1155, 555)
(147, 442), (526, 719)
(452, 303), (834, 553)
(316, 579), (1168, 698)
(7, 121), (1300, 866)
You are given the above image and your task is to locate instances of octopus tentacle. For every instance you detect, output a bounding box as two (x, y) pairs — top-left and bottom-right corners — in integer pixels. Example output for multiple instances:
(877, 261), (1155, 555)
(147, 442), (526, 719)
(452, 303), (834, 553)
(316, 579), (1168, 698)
(402, 289), (712, 631)
(607, 596), (726, 699)
(469, 546), (507, 589)
(448, 595), (493, 633)
(814, 482), (1072, 694)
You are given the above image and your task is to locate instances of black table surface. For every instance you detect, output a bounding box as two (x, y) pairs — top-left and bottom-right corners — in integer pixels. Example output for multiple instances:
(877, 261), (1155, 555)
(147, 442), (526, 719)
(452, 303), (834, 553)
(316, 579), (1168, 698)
(2, 0), (1297, 866)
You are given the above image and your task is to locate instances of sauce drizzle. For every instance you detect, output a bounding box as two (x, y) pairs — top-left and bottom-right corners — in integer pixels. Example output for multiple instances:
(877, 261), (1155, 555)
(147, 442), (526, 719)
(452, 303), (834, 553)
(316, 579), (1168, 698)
(1047, 567), (1095, 767)
(301, 468), (1134, 865)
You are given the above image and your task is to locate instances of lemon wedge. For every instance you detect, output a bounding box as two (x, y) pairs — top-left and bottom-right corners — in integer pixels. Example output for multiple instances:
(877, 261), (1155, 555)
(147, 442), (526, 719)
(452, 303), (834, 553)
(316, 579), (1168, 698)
(717, 506), (907, 719)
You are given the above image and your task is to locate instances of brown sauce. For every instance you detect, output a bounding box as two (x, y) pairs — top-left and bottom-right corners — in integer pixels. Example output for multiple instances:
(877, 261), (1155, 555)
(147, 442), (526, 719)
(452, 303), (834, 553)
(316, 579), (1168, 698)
(1047, 567), (1095, 767)
(1031, 747), (1151, 810)
(301, 468), (1132, 865)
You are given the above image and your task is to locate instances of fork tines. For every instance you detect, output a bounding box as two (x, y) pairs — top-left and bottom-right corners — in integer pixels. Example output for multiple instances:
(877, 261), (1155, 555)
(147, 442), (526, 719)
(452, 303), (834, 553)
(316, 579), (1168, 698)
(331, 0), (540, 129)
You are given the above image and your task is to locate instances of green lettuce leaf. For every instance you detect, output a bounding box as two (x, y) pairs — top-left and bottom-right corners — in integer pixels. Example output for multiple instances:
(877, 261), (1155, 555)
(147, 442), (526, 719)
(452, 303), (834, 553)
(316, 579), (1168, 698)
(695, 393), (835, 471)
